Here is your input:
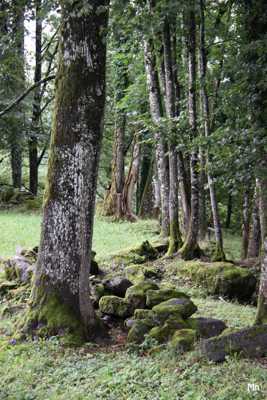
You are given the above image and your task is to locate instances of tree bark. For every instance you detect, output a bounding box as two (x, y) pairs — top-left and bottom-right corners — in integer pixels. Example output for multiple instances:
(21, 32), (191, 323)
(26, 0), (109, 341)
(225, 193), (232, 229)
(179, 1), (200, 260)
(162, 17), (182, 255)
(247, 182), (261, 258)
(198, 0), (225, 261)
(241, 187), (251, 260)
(29, 0), (42, 196)
(144, 38), (170, 237)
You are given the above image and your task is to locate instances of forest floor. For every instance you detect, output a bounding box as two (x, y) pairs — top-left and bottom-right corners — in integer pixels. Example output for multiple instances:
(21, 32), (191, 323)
(0, 211), (267, 400)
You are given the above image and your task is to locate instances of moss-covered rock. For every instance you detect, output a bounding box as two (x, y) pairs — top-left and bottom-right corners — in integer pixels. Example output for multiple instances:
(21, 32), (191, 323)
(152, 298), (197, 322)
(170, 329), (196, 352)
(99, 295), (131, 318)
(103, 276), (132, 297)
(125, 265), (145, 284)
(149, 316), (188, 343)
(143, 266), (161, 279)
(134, 309), (155, 320)
(187, 317), (227, 339)
(125, 281), (159, 310)
(113, 241), (159, 267)
(201, 324), (267, 362)
(127, 318), (155, 344)
(146, 288), (189, 308)
(177, 261), (257, 302)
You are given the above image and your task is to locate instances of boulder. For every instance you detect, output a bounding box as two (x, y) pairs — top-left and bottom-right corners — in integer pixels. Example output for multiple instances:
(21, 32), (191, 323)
(3, 256), (34, 284)
(152, 298), (197, 322)
(99, 295), (131, 318)
(113, 241), (158, 267)
(177, 261), (257, 302)
(103, 276), (132, 297)
(201, 325), (267, 362)
(146, 288), (189, 308)
(125, 281), (159, 310)
(188, 317), (227, 339)
(134, 309), (155, 320)
(127, 318), (155, 344)
(125, 265), (145, 284)
(149, 316), (188, 343)
(170, 329), (197, 352)
(143, 266), (161, 279)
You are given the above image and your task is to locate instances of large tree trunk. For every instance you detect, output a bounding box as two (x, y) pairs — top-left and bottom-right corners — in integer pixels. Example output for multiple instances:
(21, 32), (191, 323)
(198, 0), (225, 261)
(29, 0), (42, 196)
(247, 182), (261, 258)
(179, 1), (200, 260)
(26, 0), (109, 341)
(137, 142), (154, 218)
(144, 38), (170, 237)
(162, 17), (182, 256)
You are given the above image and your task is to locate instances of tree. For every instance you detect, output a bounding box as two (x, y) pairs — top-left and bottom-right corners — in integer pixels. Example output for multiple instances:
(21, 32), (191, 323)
(25, 0), (110, 341)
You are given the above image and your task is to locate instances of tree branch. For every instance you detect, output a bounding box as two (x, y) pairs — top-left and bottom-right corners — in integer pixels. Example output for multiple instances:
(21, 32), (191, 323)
(0, 75), (56, 118)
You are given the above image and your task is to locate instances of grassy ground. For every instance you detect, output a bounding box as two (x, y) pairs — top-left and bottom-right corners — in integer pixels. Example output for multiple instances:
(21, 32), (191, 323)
(0, 211), (266, 400)
(0, 210), (159, 259)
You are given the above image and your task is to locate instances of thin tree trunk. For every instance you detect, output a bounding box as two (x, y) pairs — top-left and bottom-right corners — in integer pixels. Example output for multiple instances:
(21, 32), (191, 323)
(29, 0), (42, 196)
(198, 0), (225, 260)
(248, 182), (261, 258)
(241, 187), (251, 260)
(27, 0), (109, 341)
(138, 143), (154, 218)
(162, 17), (182, 255)
(144, 38), (170, 237)
(225, 193), (232, 229)
(179, 1), (200, 260)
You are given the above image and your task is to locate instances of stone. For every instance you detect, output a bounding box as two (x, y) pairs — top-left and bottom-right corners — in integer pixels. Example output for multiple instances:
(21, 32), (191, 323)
(134, 309), (155, 320)
(99, 295), (131, 318)
(201, 324), (267, 362)
(103, 276), (132, 297)
(146, 288), (189, 308)
(125, 265), (145, 284)
(143, 266), (160, 279)
(149, 316), (188, 343)
(152, 298), (197, 322)
(177, 261), (257, 302)
(125, 281), (159, 310)
(127, 319), (155, 344)
(170, 329), (197, 352)
(188, 317), (227, 339)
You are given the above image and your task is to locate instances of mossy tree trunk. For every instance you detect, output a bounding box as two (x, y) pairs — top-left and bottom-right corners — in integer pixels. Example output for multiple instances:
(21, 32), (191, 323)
(102, 34), (128, 219)
(29, 0), (42, 196)
(241, 187), (252, 260)
(179, 1), (200, 260)
(162, 17), (182, 256)
(144, 38), (170, 237)
(248, 182), (261, 258)
(198, 0), (225, 261)
(27, 0), (109, 340)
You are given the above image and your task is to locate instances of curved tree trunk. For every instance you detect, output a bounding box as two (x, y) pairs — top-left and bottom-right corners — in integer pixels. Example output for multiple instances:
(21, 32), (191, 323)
(26, 0), (109, 341)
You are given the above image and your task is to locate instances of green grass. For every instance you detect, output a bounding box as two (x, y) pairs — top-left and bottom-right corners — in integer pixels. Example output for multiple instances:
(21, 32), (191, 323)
(0, 210), (158, 259)
(1, 211), (266, 400)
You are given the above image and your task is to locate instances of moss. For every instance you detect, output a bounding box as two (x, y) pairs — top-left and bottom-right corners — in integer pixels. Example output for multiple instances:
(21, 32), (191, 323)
(149, 317), (188, 343)
(178, 241), (202, 261)
(152, 298), (197, 322)
(99, 295), (131, 318)
(177, 261), (256, 302)
(127, 319), (155, 344)
(170, 329), (196, 352)
(212, 244), (226, 262)
(146, 288), (189, 308)
(166, 221), (183, 257)
(125, 281), (159, 310)
(125, 265), (145, 284)
(134, 309), (154, 320)
(112, 241), (158, 267)
(4, 261), (19, 281)
(0, 280), (18, 295)
(255, 294), (267, 325)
